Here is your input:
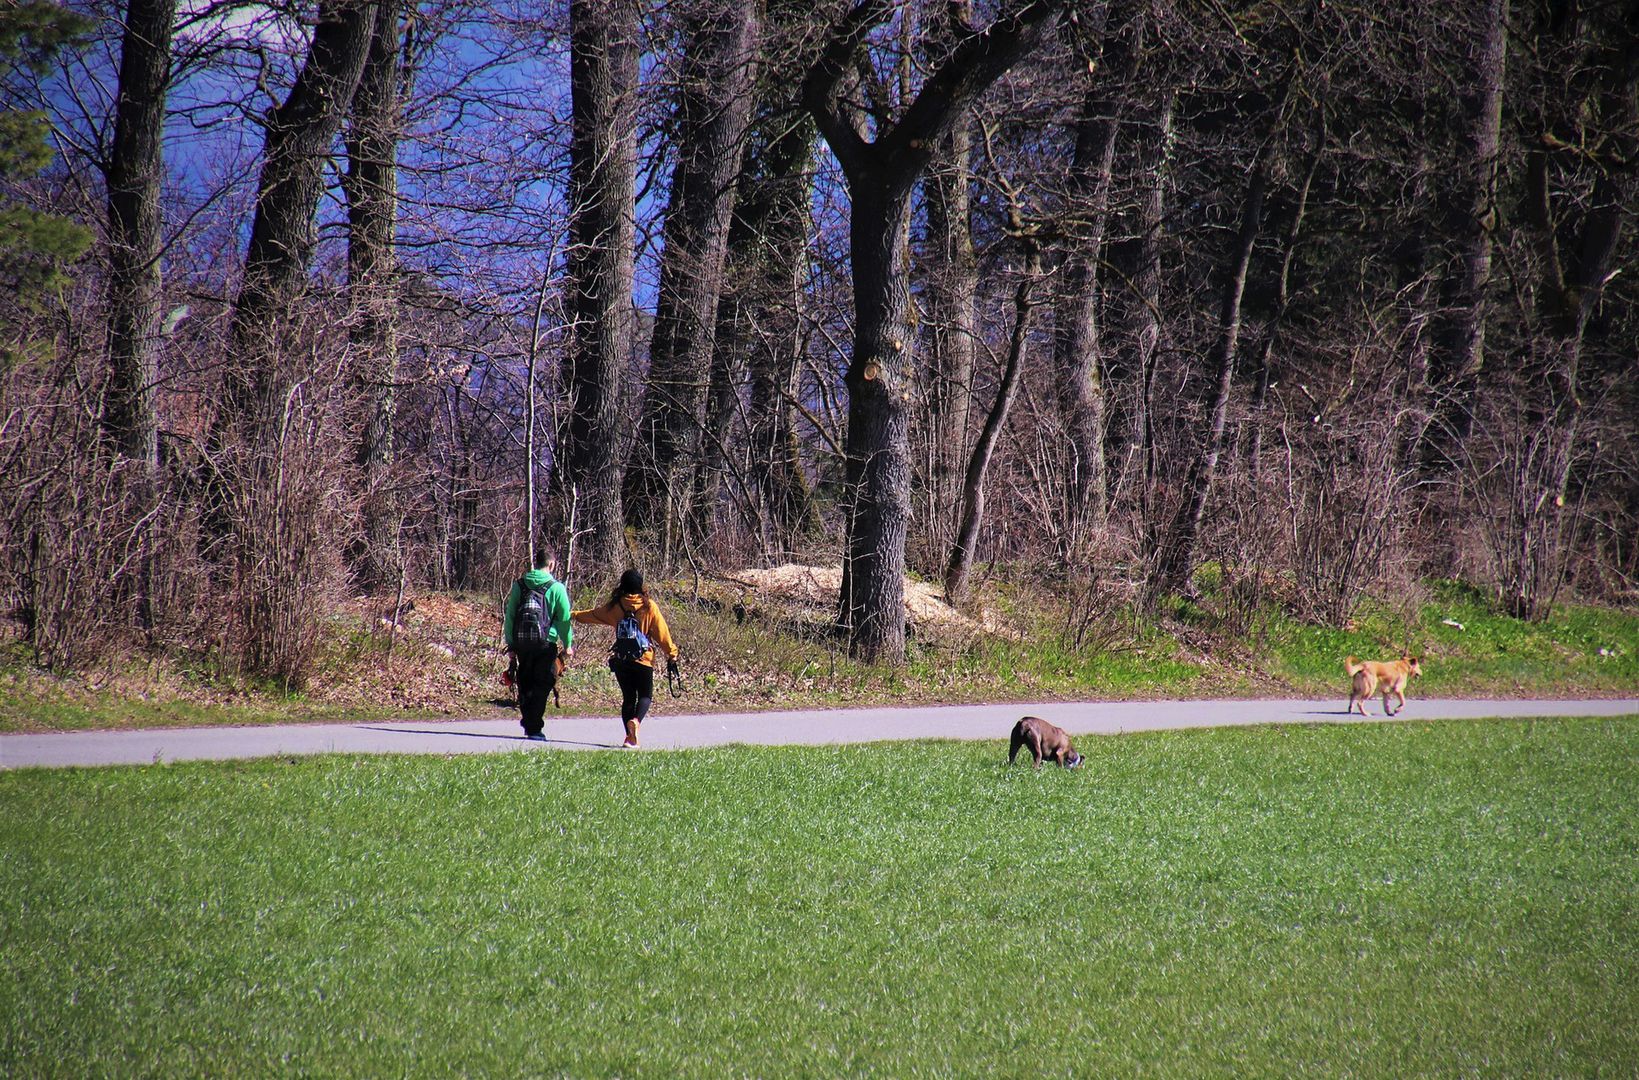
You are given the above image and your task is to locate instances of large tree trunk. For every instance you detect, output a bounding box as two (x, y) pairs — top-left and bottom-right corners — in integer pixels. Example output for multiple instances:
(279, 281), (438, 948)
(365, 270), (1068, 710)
(803, 0), (1064, 662)
(837, 178), (918, 659)
(1148, 146), (1271, 601)
(343, 0), (403, 595)
(627, 0), (761, 566)
(1422, 0), (1508, 470)
(103, 0), (176, 470)
(562, 0), (640, 573)
(225, 0), (377, 432)
(945, 245), (1039, 603)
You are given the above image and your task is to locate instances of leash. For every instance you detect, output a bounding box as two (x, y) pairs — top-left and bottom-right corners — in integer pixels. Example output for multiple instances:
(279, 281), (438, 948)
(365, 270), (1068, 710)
(666, 663), (684, 698)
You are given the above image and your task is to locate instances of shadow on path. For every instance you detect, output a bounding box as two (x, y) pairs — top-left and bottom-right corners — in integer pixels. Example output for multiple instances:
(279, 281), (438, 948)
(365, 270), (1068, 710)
(357, 726), (613, 750)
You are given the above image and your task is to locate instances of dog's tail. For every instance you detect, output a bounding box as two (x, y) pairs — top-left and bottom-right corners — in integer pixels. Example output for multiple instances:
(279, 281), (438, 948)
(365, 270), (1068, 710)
(1344, 655), (1364, 676)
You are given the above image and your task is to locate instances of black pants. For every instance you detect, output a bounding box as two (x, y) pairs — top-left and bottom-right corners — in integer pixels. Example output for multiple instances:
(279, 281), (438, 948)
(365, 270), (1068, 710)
(611, 659), (654, 723)
(516, 644), (560, 735)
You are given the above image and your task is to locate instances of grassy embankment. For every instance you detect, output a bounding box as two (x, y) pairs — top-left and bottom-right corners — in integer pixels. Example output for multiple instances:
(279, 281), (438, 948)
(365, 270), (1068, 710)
(3, 716), (1635, 1074)
(2, 577), (1636, 732)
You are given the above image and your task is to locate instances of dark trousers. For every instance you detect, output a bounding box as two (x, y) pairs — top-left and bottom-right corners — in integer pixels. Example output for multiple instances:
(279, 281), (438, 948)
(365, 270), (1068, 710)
(516, 644), (560, 735)
(612, 659), (654, 723)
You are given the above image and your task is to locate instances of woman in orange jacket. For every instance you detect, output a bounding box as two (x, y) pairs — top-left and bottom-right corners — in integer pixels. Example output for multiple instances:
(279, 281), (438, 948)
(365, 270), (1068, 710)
(572, 568), (679, 748)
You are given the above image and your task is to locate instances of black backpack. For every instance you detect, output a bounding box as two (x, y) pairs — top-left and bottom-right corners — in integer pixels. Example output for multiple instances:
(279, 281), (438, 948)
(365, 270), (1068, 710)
(610, 608), (651, 663)
(513, 578), (552, 653)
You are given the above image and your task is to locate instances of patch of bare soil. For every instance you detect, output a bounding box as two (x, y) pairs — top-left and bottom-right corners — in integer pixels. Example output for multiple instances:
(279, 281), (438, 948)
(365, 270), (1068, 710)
(723, 564), (1015, 643)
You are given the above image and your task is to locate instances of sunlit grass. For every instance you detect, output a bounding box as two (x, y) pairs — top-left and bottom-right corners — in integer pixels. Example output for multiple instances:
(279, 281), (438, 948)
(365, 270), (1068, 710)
(4, 717), (1636, 1075)
(1265, 580), (1639, 695)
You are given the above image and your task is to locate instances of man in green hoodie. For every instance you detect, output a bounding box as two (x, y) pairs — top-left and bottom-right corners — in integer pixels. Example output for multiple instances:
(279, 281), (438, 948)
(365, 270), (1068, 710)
(503, 548), (574, 739)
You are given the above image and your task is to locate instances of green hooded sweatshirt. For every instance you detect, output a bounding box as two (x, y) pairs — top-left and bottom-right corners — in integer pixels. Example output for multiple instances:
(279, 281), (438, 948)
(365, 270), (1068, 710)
(503, 569), (573, 651)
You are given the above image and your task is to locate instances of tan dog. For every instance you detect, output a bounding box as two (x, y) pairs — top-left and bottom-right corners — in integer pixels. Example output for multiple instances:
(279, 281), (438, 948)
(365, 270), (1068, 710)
(1009, 716), (1084, 770)
(1345, 655), (1422, 716)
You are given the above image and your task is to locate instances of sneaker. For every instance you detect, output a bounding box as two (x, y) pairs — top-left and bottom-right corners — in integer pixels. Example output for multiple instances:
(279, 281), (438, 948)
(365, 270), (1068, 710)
(620, 738), (639, 749)
(525, 730), (546, 741)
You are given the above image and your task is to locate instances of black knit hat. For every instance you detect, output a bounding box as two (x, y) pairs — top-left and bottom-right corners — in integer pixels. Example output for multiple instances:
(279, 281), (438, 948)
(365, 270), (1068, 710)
(618, 568), (644, 594)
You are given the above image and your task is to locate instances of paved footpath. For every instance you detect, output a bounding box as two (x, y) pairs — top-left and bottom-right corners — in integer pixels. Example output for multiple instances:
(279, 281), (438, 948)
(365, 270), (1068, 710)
(3, 698), (1636, 770)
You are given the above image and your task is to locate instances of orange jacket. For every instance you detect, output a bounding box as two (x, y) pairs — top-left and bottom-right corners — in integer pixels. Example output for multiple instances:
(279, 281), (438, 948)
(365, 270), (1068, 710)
(572, 592), (679, 668)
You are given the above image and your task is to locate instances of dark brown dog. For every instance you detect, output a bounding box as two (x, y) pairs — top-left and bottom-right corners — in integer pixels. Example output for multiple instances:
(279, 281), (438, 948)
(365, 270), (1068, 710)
(1009, 716), (1084, 770)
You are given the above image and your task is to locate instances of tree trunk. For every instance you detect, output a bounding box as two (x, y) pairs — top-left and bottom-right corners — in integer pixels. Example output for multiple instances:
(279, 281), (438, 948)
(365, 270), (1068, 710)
(343, 0), (402, 594)
(225, 0), (377, 433)
(732, 106), (817, 549)
(1124, 90), (1176, 521)
(946, 247), (1039, 603)
(562, 0), (640, 573)
(1051, 1), (1142, 556)
(803, 0), (1064, 662)
(1422, 0), (1508, 470)
(1393, 34), (1436, 468)
(627, 0), (761, 565)
(1248, 105), (1322, 483)
(1053, 122), (1116, 552)
(1541, 7), (1637, 433)
(921, 112), (977, 551)
(836, 178), (917, 659)
(103, 0), (176, 470)
(1502, 0), (1638, 619)
(1148, 145), (1271, 602)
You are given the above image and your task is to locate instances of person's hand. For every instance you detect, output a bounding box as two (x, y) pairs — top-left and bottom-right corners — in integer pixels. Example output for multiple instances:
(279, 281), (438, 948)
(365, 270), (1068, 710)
(562, 647), (574, 662)
(666, 657), (679, 677)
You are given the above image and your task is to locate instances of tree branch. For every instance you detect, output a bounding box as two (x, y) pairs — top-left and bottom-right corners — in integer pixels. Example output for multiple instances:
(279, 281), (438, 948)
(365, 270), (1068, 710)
(880, 0), (1065, 169)
(800, 0), (896, 179)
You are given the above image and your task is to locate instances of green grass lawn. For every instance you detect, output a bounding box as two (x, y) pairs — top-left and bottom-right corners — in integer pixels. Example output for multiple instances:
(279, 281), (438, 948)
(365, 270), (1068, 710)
(4, 717), (1636, 1075)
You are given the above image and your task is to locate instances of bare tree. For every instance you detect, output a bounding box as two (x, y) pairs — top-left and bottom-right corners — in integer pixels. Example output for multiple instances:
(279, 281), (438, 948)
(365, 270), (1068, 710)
(1148, 77), (1288, 601)
(212, 0), (377, 681)
(1422, 0), (1508, 469)
(1051, 0), (1142, 555)
(946, 228), (1040, 603)
(1246, 100), (1323, 484)
(561, 0), (640, 574)
(1486, 0), (1639, 619)
(918, 1), (979, 555)
(718, 86), (818, 551)
(803, 0), (1064, 661)
(626, 0), (761, 565)
(221, 0), (377, 435)
(103, 0), (176, 471)
(344, 0), (405, 594)
(1121, 87), (1175, 522)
